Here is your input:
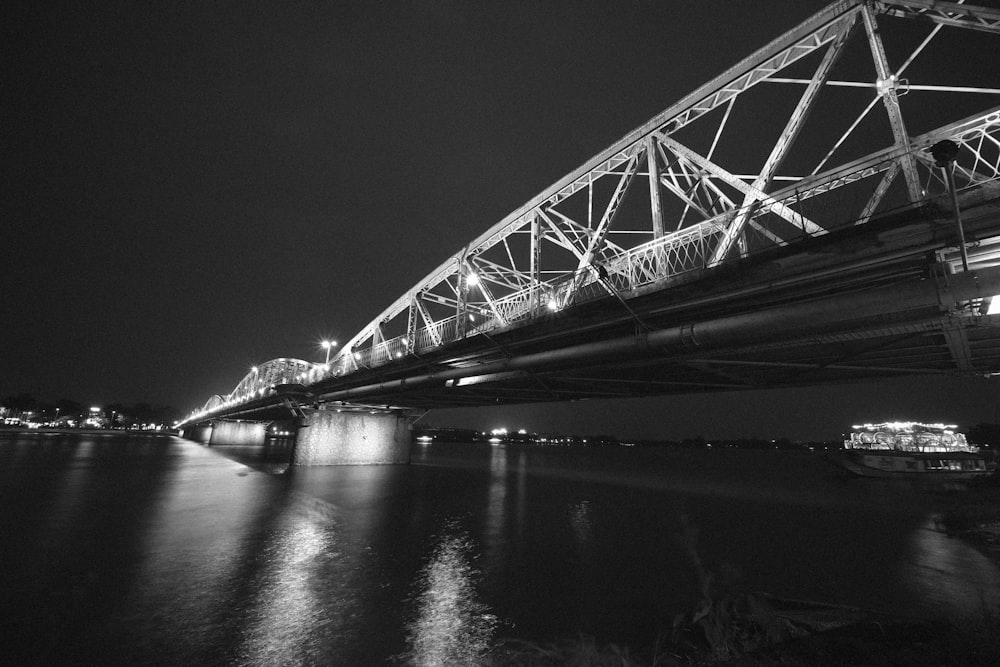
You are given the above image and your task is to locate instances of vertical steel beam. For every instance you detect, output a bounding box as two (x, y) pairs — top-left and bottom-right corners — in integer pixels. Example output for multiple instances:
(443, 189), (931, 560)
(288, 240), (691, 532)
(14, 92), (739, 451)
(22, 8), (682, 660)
(455, 251), (469, 338)
(862, 4), (923, 203)
(588, 174), (594, 229)
(405, 295), (418, 354)
(646, 136), (665, 238)
(530, 213), (541, 311)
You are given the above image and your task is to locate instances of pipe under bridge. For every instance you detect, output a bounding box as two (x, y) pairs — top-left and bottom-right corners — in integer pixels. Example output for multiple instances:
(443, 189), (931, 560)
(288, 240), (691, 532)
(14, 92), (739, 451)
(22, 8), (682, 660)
(179, 0), (1000, 462)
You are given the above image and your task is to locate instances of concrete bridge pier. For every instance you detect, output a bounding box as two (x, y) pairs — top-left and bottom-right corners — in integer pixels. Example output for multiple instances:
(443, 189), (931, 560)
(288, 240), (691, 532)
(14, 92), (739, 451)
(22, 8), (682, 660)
(180, 423), (214, 444)
(291, 408), (416, 466)
(209, 420), (268, 446)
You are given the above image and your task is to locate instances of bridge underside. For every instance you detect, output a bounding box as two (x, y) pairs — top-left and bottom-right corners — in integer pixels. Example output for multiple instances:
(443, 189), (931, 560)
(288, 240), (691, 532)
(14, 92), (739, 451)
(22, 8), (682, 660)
(182, 191), (1000, 426)
(383, 323), (998, 408)
(298, 193), (1000, 410)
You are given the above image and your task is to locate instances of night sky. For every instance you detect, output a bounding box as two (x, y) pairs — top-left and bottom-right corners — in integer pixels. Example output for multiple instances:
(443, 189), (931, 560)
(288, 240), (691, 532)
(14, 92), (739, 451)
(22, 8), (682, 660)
(6, 0), (1000, 440)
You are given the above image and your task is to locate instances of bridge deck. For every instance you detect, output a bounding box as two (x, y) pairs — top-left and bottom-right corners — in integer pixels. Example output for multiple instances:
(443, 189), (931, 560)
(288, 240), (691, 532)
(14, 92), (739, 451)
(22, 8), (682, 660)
(200, 185), (1000, 421)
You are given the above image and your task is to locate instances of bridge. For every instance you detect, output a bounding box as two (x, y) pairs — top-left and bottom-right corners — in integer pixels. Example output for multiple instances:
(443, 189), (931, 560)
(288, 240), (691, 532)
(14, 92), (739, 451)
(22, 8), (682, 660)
(179, 0), (1000, 464)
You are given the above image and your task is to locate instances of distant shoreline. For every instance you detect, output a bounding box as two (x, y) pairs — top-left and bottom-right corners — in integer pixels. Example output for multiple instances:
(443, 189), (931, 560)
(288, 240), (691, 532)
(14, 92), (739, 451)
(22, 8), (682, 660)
(0, 427), (177, 436)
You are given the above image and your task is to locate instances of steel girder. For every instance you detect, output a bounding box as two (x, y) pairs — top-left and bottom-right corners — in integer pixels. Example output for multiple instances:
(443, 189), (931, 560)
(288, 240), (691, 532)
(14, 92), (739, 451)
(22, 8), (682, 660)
(874, 0), (1000, 33)
(185, 0), (1000, 422)
(201, 395), (226, 413)
(198, 358), (317, 417)
(187, 358), (319, 423)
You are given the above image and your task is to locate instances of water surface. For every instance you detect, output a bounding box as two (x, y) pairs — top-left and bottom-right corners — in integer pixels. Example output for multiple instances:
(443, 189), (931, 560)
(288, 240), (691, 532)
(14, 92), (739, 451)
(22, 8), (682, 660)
(1, 432), (997, 664)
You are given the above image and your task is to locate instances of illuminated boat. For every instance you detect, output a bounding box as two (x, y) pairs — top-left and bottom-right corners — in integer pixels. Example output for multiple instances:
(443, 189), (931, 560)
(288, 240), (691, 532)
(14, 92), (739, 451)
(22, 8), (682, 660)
(830, 422), (991, 480)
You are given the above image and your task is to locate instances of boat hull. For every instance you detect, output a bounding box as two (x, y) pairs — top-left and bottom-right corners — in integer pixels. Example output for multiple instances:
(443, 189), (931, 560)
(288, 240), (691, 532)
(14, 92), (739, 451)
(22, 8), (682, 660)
(827, 450), (991, 480)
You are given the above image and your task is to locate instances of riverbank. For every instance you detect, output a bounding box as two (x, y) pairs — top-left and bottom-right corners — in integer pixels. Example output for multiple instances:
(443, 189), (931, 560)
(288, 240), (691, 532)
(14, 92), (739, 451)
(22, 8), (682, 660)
(486, 596), (1000, 666)
(935, 477), (1000, 566)
(688, 476), (1000, 665)
(485, 475), (1000, 666)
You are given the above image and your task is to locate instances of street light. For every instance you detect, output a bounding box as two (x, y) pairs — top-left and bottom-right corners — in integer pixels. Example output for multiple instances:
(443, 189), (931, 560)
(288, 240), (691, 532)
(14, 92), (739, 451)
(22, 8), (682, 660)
(930, 139), (969, 272)
(321, 339), (338, 364)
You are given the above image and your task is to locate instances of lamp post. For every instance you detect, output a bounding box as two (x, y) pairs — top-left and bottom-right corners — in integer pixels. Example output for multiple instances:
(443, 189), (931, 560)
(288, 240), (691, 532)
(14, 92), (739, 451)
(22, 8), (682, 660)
(321, 339), (338, 365)
(930, 139), (969, 272)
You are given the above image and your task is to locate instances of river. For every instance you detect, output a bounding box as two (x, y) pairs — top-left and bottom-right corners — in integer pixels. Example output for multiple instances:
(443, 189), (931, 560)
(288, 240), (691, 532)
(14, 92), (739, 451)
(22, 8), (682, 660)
(1, 430), (998, 664)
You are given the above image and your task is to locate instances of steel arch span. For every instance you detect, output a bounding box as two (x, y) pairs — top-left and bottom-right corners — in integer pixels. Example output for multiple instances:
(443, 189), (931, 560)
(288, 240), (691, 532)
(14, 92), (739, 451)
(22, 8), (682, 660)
(181, 0), (1000, 425)
(200, 359), (317, 414)
(201, 395), (227, 413)
(320, 0), (1000, 377)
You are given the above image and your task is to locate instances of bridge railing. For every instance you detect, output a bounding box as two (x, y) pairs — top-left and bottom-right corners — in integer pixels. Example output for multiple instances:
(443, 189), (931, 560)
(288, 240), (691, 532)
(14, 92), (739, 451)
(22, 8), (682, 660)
(345, 220), (729, 367)
(491, 284), (543, 324)
(603, 221), (727, 292)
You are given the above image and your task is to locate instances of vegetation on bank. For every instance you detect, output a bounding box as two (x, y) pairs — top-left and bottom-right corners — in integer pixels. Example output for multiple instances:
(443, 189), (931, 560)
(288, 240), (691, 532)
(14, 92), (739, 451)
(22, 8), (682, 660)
(480, 477), (1000, 667)
(389, 475), (1000, 666)
(392, 470), (1000, 667)
(482, 594), (1000, 666)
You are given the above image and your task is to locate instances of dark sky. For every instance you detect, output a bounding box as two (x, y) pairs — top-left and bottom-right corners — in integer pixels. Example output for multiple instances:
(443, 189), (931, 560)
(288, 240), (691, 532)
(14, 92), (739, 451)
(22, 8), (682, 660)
(5, 0), (1000, 440)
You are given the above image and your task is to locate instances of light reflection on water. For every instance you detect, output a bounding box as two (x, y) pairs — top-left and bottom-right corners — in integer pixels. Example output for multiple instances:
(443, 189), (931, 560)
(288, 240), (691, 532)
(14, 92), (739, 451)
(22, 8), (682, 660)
(569, 499), (594, 548)
(42, 437), (92, 542)
(236, 519), (333, 665)
(482, 445), (508, 571)
(122, 441), (285, 663)
(402, 522), (497, 666)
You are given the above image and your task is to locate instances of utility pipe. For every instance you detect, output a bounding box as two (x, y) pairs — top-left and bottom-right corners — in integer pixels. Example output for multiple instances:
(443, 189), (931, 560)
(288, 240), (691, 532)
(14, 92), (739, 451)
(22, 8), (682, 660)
(316, 266), (1000, 403)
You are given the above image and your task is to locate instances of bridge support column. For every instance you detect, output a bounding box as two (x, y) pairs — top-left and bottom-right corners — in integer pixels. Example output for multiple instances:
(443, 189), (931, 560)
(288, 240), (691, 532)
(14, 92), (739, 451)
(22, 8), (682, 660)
(292, 408), (413, 466)
(180, 423), (214, 443)
(209, 420), (267, 446)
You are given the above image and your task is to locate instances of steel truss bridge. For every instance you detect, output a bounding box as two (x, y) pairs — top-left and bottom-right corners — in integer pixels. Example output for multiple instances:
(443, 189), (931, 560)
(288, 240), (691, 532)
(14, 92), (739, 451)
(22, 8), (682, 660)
(180, 0), (1000, 427)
